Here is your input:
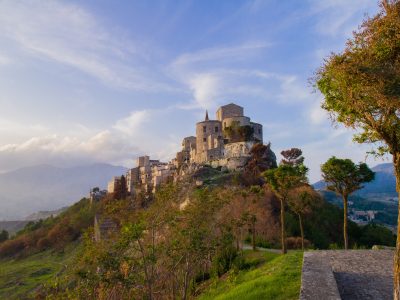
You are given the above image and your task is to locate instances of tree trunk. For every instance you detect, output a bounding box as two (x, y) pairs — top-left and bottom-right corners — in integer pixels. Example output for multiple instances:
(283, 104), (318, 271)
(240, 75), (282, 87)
(182, 257), (190, 300)
(298, 214), (304, 251)
(342, 194), (349, 250)
(280, 198), (287, 254)
(252, 220), (256, 251)
(393, 153), (400, 300)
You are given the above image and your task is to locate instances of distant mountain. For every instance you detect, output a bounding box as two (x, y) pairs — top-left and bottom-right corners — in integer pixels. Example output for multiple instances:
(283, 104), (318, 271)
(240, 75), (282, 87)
(313, 163), (397, 199)
(0, 163), (127, 220)
(24, 207), (68, 221)
(0, 221), (29, 236)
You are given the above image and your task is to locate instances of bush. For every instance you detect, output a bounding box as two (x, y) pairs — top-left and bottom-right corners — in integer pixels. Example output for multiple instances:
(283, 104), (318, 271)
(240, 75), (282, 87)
(211, 246), (238, 276)
(0, 239), (25, 257)
(286, 237), (311, 249)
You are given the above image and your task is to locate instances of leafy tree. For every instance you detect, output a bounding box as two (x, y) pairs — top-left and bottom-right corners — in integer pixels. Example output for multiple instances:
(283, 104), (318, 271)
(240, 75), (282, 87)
(281, 148), (304, 166)
(0, 230), (8, 243)
(263, 148), (308, 253)
(313, 0), (400, 295)
(287, 186), (321, 250)
(321, 157), (374, 249)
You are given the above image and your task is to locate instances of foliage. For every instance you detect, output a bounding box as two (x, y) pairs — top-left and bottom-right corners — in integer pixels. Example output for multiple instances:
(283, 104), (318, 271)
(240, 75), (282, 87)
(0, 242), (81, 300)
(287, 186), (322, 249)
(243, 143), (277, 185)
(0, 230), (8, 243)
(313, 1), (400, 293)
(223, 121), (255, 143)
(321, 157), (375, 196)
(314, 1), (400, 158)
(263, 148), (308, 253)
(0, 198), (94, 258)
(198, 251), (303, 300)
(321, 156), (374, 249)
(358, 223), (396, 247)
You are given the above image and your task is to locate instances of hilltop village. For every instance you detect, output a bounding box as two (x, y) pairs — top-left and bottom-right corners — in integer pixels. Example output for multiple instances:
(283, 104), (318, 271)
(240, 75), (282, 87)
(100, 103), (266, 197)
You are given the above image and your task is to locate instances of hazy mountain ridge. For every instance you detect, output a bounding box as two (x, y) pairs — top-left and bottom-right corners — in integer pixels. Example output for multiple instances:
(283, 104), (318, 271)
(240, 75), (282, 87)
(0, 163), (127, 220)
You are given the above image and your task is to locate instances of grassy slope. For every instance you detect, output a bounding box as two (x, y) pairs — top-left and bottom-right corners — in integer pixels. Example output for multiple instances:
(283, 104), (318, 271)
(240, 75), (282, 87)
(0, 242), (81, 299)
(198, 250), (303, 300)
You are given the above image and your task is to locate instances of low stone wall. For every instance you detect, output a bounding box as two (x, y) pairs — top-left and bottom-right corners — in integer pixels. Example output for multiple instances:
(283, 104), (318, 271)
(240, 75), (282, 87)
(301, 250), (394, 300)
(300, 252), (341, 300)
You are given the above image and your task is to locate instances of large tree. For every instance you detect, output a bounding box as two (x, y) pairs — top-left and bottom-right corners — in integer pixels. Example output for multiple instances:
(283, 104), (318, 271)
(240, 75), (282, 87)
(313, 0), (400, 295)
(263, 148), (308, 254)
(321, 157), (374, 249)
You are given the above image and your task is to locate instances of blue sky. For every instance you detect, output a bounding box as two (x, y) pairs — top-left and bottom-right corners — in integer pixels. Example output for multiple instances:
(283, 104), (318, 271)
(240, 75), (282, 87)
(0, 0), (386, 182)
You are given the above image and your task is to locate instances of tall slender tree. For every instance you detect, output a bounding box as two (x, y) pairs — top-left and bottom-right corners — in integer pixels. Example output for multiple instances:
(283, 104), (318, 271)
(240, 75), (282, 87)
(321, 157), (374, 249)
(287, 186), (321, 250)
(263, 148), (308, 254)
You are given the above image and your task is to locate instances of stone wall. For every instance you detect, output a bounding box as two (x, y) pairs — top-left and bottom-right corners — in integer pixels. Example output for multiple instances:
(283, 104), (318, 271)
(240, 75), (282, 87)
(222, 116), (251, 129)
(224, 141), (254, 158)
(216, 103), (244, 121)
(210, 157), (249, 170)
(195, 120), (223, 163)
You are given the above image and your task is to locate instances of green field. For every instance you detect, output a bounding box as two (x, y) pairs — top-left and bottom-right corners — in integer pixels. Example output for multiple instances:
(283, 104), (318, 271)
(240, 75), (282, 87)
(0, 242), (81, 299)
(198, 250), (303, 300)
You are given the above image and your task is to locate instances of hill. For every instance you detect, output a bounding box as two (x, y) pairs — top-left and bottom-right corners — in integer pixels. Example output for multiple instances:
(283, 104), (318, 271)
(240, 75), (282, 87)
(0, 163), (126, 220)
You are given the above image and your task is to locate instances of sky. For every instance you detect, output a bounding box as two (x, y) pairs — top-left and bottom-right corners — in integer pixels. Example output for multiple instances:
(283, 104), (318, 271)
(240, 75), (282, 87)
(0, 0), (389, 182)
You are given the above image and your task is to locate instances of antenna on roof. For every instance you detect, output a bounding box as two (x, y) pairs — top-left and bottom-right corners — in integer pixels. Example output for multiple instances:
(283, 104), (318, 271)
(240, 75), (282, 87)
(205, 110), (209, 121)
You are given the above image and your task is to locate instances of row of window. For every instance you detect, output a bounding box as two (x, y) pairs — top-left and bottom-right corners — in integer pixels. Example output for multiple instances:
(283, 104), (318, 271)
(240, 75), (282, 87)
(202, 135), (223, 142)
(203, 125), (220, 133)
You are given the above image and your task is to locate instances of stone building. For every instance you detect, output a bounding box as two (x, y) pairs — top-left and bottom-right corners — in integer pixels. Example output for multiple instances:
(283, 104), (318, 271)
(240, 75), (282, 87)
(94, 214), (118, 242)
(185, 103), (263, 166)
(107, 176), (121, 193)
(105, 102), (265, 197)
(126, 167), (140, 194)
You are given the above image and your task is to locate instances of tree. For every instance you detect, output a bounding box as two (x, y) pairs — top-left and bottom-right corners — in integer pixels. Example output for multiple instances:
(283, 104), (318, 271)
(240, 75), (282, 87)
(287, 186), (321, 250)
(263, 148), (308, 254)
(313, 1), (400, 296)
(321, 157), (374, 249)
(0, 230), (8, 243)
(113, 175), (127, 200)
(281, 148), (304, 166)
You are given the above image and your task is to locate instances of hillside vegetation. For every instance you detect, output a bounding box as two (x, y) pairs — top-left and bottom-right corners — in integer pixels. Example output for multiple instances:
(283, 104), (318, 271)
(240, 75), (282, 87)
(198, 250), (302, 300)
(0, 242), (81, 299)
(0, 161), (396, 299)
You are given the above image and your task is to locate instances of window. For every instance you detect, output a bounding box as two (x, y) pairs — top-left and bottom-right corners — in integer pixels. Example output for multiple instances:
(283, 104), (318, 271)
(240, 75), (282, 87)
(224, 122), (226, 128)
(215, 126), (219, 133)
(258, 129), (262, 134)
(203, 138), (206, 142)
(203, 126), (206, 133)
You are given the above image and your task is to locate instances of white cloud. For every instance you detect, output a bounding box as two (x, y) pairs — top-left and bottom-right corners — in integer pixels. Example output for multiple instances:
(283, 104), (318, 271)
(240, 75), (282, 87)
(0, 0), (174, 92)
(0, 108), (184, 172)
(112, 110), (150, 136)
(188, 73), (221, 109)
(308, 0), (378, 37)
(0, 53), (12, 65)
(172, 42), (271, 68)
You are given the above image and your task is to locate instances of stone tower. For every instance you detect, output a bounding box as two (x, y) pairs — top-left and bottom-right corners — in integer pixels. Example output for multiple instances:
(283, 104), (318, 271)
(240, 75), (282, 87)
(195, 111), (223, 163)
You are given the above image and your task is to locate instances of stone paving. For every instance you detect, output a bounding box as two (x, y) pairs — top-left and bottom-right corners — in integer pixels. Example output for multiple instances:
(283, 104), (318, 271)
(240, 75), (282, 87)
(301, 250), (394, 300)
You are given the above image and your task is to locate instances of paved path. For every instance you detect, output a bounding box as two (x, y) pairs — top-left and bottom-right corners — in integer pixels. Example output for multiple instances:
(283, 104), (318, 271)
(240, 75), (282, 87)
(301, 250), (394, 300)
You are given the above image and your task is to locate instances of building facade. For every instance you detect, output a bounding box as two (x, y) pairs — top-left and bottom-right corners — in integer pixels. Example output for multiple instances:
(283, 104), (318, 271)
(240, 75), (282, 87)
(178, 103), (263, 165)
